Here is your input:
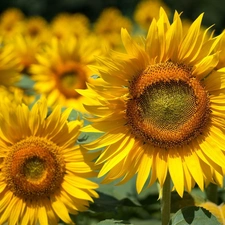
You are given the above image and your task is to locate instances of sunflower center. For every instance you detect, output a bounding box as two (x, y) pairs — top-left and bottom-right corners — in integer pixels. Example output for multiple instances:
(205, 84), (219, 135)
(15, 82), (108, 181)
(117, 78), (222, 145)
(141, 81), (195, 130)
(57, 64), (87, 99)
(126, 62), (210, 149)
(23, 157), (45, 180)
(60, 72), (78, 89)
(3, 137), (65, 200)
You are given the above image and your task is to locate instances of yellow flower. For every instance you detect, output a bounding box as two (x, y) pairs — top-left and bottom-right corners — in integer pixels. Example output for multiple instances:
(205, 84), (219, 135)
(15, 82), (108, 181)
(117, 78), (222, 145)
(134, 0), (170, 31)
(30, 36), (102, 112)
(50, 13), (90, 40)
(0, 97), (98, 225)
(94, 7), (132, 50)
(0, 8), (25, 38)
(24, 16), (50, 41)
(79, 9), (225, 197)
(0, 40), (21, 87)
(8, 35), (44, 74)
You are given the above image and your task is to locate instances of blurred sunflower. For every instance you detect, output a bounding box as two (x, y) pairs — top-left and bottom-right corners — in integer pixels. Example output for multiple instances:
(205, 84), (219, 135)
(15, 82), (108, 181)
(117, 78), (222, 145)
(0, 97), (98, 225)
(50, 13), (90, 40)
(30, 36), (102, 112)
(134, 0), (170, 31)
(94, 7), (132, 50)
(0, 8), (25, 38)
(79, 9), (225, 197)
(8, 35), (44, 74)
(0, 39), (21, 87)
(24, 16), (50, 41)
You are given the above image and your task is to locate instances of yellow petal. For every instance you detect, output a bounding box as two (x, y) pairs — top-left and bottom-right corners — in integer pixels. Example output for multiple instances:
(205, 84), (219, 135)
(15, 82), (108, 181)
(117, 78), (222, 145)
(183, 147), (204, 191)
(51, 197), (74, 225)
(38, 205), (48, 225)
(198, 139), (225, 168)
(204, 68), (225, 91)
(193, 52), (220, 80)
(0, 195), (18, 224)
(96, 134), (134, 164)
(84, 127), (127, 149)
(178, 14), (203, 60)
(62, 181), (93, 201)
(9, 198), (22, 225)
(146, 19), (159, 62)
(168, 149), (184, 197)
(98, 139), (134, 177)
(155, 149), (168, 187)
(182, 161), (193, 193)
(136, 145), (153, 193)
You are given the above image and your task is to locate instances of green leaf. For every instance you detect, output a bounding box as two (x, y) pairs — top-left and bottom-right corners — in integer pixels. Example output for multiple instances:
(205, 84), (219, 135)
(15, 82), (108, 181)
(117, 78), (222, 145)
(90, 192), (121, 213)
(130, 218), (161, 225)
(170, 191), (195, 213)
(169, 206), (220, 225)
(97, 219), (132, 225)
(16, 74), (35, 89)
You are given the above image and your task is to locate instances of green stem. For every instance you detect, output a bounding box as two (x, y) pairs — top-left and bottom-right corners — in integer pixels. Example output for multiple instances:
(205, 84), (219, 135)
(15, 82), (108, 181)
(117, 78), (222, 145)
(161, 173), (171, 225)
(205, 183), (218, 204)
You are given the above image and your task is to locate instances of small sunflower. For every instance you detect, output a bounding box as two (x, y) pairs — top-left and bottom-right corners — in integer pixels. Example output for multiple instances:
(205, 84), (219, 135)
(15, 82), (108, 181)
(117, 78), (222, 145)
(134, 0), (170, 31)
(94, 7), (132, 50)
(0, 8), (25, 38)
(0, 97), (98, 225)
(24, 16), (50, 41)
(79, 9), (225, 197)
(50, 13), (90, 40)
(30, 36), (102, 112)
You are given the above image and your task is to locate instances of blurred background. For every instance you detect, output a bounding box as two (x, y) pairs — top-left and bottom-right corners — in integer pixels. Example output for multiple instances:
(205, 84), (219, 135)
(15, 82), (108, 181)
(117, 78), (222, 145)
(0, 0), (224, 34)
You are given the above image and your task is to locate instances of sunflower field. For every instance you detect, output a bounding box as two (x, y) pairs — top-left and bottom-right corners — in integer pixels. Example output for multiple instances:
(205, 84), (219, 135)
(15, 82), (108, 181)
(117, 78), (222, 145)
(0, 0), (225, 224)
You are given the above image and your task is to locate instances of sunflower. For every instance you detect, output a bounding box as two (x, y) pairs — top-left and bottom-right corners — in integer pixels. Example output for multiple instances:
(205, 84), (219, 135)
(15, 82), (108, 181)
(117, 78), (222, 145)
(0, 97), (98, 225)
(7, 35), (44, 74)
(0, 8), (25, 38)
(24, 16), (50, 42)
(30, 36), (102, 112)
(79, 9), (225, 197)
(134, 0), (171, 31)
(0, 39), (21, 87)
(50, 13), (90, 40)
(94, 7), (132, 50)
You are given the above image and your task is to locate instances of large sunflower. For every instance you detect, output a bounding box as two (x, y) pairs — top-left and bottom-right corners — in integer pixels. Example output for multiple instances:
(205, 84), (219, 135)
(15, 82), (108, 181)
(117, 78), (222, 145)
(79, 9), (225, 197)
(0, 97), (98, 225)
(30, 36), (102, 112)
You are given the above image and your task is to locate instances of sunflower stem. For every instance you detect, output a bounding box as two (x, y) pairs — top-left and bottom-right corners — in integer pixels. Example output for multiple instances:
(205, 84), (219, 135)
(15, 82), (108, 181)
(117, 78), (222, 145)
(161, 173), (171, 225)
(205, 183), (218, 204)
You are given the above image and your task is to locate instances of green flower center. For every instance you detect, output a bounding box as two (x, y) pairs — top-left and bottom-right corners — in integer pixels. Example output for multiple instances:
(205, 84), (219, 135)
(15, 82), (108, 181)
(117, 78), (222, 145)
(23, 156), (45, 180)
(60, 72), (78, 90)
(140, 81), (196, 131)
